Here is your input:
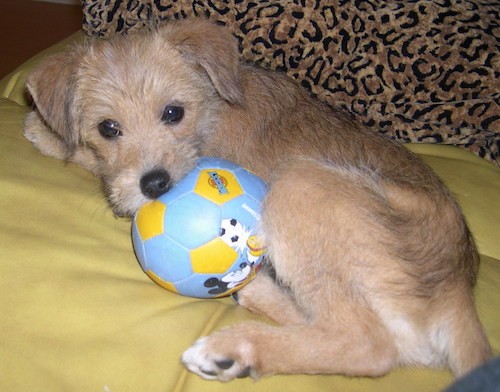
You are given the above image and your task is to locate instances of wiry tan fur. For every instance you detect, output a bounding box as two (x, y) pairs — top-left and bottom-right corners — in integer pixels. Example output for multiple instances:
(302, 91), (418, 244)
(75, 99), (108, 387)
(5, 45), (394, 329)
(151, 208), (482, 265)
(24, 19), (491, 382)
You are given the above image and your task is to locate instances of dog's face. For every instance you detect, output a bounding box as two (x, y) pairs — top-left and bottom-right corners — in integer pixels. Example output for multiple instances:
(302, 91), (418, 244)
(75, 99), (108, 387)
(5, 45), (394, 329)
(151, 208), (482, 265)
(26, 20), (243, 216)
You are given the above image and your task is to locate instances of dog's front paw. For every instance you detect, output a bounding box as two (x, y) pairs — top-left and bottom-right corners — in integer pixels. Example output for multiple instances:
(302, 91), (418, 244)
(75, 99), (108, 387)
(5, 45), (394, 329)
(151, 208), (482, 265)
(23, 111), (67, 160)
(181, 336), (258, 382)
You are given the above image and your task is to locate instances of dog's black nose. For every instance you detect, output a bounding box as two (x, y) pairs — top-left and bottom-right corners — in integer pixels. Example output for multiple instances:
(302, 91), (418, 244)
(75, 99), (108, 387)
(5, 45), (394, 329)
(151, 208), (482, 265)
(140, 169), (172, 199)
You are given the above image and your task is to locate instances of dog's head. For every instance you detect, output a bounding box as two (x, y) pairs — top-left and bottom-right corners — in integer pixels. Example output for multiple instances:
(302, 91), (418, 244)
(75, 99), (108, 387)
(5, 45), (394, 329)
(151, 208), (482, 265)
(26, 19), (243, 216)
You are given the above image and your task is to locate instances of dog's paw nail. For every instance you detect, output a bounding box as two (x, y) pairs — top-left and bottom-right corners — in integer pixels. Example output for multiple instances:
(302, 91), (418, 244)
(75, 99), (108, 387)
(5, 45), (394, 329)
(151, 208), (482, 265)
(215, 358), (235, 370)
(237, 366), (252, 378)
(200, 368), (217, 377)
(215, 358), (234, 370)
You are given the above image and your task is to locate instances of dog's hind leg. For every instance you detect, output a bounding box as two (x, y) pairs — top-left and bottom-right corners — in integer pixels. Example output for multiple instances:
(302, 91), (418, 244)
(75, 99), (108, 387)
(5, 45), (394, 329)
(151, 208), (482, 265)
(182, 159), (401, 380)
(181, 302), (397, 381)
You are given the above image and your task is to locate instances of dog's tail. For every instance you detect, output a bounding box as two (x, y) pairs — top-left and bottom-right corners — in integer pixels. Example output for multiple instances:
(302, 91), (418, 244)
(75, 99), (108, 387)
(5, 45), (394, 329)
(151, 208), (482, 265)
(424, 218), (492, 378)
(445, 227), (492, 377)
(444, 290), (492, 377)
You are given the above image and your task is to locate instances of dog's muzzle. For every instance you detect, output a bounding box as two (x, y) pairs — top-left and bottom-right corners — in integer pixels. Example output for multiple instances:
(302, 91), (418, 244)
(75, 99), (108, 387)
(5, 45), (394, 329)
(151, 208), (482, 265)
(140, 169), (172, 199)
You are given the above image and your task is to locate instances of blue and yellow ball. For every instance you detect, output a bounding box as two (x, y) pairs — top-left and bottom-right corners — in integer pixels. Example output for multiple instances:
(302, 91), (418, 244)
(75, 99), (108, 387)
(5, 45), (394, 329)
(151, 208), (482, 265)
(132, 157), (267, 298)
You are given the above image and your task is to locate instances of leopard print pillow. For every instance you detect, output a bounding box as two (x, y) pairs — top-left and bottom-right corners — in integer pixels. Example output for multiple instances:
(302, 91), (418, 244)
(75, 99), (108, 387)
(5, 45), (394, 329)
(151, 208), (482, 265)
(82, 0), (499, 165)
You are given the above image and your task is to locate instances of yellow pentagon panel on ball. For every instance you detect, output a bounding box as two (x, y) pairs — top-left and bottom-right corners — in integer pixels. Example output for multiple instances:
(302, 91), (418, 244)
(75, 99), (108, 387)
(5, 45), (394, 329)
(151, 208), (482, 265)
(145, 269), (178, 294)
(193, 169), (244, 205)
(135, 200), (167, 241)
(190, 237), (239, 274)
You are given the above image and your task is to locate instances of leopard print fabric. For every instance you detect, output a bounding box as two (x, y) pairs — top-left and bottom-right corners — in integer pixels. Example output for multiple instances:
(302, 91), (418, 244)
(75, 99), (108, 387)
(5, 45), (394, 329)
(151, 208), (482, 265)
(82, 0), (500, 165)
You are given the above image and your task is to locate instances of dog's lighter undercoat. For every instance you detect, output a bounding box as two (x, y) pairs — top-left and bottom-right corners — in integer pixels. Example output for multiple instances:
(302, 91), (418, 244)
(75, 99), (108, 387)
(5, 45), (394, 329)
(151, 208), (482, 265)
(24, 19), (491, 382)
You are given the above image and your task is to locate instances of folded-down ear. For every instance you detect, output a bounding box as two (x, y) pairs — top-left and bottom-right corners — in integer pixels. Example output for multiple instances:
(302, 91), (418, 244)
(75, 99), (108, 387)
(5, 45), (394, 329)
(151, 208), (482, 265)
(165, 19), (244, 105)
(25, 49), (82, 153)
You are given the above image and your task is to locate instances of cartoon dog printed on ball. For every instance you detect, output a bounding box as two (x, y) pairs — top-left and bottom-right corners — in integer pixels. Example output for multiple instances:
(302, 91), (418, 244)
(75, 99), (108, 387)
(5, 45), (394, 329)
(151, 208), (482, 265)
(204, 218), (264, 296)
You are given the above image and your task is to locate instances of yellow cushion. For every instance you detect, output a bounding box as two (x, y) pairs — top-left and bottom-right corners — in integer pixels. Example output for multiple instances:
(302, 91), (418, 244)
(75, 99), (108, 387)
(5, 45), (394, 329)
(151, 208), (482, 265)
(0, 35), (498, 392)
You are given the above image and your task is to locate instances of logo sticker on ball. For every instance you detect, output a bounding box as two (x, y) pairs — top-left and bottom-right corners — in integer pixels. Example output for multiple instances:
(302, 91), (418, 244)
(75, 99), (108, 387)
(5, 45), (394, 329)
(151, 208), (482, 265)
(207, 171), (229, 195)
(194, 169), (244, 205)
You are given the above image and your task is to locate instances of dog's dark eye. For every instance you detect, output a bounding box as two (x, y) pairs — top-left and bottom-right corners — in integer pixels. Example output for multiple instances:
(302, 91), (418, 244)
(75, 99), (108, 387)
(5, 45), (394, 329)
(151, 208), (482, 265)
(162, 105), (184, 124)
(98, 120), (123, 139)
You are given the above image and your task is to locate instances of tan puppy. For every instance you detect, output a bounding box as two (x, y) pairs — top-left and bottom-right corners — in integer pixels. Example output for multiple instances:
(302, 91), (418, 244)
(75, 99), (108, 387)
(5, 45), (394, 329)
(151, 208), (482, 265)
(24, 19), (491, 381)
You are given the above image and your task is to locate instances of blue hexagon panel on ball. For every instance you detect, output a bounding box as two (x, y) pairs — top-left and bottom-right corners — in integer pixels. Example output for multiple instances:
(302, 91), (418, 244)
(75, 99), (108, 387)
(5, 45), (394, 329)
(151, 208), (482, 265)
(132, 157), (267, 299)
